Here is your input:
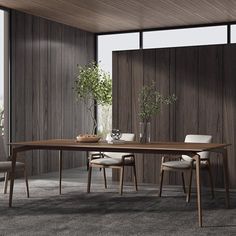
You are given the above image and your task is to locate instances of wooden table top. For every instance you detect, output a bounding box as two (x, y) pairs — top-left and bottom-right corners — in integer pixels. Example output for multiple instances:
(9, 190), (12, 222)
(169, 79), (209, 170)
(9, 139), (230, 154)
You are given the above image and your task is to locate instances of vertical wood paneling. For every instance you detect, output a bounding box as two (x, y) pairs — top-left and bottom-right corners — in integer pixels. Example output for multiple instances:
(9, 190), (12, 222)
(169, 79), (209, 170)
(168, 48), (176, 185)
(61, 25), (73, 169)
(175, 47), (199, 141)
(155, 49), (172, 185)
(223, 45), (236, 189)
(143, 49), (156, 183)
(198, 46), (223, 187)
(131, 50), (144, 183)
(14, 12), (25, 164)
(113, 44), (236, 188)
(32, 16), (40, 174)
(175, 47), (199, 185)
(155, 49), (171, 141)
(48, 21), (62, 172)
(114, 51), (133, 181)
(24, 14), (33, 175)
(11, 10), (95, 175)
(112, 52), (119, 129)
(117, 52), (132, 132)
(39, 18), (49, 173)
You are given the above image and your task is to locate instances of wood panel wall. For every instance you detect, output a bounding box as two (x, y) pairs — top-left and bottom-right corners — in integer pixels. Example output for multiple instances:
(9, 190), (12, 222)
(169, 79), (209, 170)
(11, 10), (95, 176)
(113, 44), (236, 188)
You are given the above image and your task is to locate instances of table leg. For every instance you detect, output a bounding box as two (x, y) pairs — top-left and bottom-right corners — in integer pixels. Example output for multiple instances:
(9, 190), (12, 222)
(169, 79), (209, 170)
(59, 150), (62, 195)
(193, 154), (202, 227)
(222, 149), (230, 208)
(9, 149), (17, 207)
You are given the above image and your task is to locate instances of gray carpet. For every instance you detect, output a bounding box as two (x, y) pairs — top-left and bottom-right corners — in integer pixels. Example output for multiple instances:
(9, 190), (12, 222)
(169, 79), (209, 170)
(0, 168), (236, 236)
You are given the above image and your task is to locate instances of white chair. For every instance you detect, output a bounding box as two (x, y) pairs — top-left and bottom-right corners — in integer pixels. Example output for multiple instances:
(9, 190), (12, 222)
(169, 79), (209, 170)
(87, 133), (138, 195)
(159, 134), (214, 202)
(0, 135), (29, 197)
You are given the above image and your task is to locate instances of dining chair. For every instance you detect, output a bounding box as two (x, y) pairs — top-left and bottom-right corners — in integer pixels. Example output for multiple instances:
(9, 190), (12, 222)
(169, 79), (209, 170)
(87, 133), (138, 195)
(0, 135), (29, 197)
(159, 134), (213, 202)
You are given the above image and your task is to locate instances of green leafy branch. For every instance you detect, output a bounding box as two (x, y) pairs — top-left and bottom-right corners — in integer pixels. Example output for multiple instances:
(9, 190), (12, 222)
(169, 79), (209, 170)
(138, 81), (177, 122)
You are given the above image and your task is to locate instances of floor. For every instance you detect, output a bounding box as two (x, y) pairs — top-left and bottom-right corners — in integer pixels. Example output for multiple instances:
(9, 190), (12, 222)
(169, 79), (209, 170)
(0, 167), (236, 236)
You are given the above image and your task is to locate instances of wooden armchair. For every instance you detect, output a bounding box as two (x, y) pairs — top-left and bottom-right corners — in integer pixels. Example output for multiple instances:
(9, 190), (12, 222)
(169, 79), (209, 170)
(0, 135), (29, 197)
(87, 133), (138, 195)
(159, 134), (213, 202)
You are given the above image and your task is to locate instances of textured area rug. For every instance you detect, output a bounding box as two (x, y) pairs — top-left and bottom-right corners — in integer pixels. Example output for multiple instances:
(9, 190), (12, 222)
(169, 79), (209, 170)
(0, 168), (235, 236)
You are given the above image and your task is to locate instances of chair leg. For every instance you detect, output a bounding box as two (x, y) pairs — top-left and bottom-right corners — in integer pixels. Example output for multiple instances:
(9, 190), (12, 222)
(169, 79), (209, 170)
(159, 169), (164, 197)
(181, 172), (186, 194)
(186, 169), (193, 203)
(3, 171), (9, 194)
(24, 167), (30, 198)
(86, 151), (89, 171)
(133, 165), (138, 191)
(103, 168), (107, 189)
(87, 166), (92, 193)
(207, 159), (215, 199)
(59, 150), (62, 195)
(87, 159), (89, 171)
(119, 166), (124, 195)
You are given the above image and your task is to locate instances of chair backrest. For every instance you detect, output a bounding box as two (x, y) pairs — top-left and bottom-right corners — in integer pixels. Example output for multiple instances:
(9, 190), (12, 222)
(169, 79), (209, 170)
(182, 134), (212, 162)
(120, 133), (135, 142)
(0, 135), (7, 161)
(104, 133), (135, 159)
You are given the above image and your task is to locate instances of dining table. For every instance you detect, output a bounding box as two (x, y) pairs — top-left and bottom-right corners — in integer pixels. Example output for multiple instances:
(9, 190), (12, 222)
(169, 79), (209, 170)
(9, 139), (230, 227)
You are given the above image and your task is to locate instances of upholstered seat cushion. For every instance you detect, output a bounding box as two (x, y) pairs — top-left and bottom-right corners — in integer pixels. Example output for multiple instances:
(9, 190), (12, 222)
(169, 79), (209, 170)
(162, 159), (208, 169)
(90, 157), (134, 166)
(0, 161), (25, 171)
(162, 160), (192, 169)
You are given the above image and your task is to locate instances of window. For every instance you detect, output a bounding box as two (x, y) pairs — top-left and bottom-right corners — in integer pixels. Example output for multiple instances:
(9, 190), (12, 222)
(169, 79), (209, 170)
(143, 26), (227, 49)
(97, 33), (139, 137)
(231, 25), (236, 43)
(0, 10), (4, 135)
(0, 9), (9, 174)
(0, 9), (9, 144)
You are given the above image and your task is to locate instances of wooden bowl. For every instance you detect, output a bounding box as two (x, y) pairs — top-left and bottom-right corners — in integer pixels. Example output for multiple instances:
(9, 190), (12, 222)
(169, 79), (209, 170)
(76, 135), (100, 143)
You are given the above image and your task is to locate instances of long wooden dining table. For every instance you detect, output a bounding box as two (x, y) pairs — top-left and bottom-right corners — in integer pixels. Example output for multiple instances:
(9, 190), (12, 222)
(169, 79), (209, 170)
(9, 139), (230, 227)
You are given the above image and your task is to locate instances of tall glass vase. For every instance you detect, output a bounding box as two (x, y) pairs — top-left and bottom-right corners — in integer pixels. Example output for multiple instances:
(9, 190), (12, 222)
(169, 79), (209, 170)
(139, 121), (151, 143)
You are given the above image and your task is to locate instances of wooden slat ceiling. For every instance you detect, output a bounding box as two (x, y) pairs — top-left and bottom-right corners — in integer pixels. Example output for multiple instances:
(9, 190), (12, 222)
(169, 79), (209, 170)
(0, 0), (236, 33)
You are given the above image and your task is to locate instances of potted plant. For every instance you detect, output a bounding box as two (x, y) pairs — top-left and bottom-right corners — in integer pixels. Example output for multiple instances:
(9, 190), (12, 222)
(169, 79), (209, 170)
(138, 81), (176, 143)
(73, 62), (112, 139)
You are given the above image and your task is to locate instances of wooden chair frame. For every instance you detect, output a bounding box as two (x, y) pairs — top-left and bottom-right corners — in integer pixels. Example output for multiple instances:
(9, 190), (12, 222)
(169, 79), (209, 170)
(87, 153), (138, 195)
(3, 165), (29, 198)
(159, 155), (214, 202)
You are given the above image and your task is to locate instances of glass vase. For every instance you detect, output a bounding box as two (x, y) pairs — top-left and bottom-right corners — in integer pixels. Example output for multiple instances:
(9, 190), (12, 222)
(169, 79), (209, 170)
(139, 122), (151, 143)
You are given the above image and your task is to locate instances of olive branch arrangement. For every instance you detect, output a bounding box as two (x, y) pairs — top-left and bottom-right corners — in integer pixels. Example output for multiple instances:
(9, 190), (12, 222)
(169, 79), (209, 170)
(138, 81), (177, 142)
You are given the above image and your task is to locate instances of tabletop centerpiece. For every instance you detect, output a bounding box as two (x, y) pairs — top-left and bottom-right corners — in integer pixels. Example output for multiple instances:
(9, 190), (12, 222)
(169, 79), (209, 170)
(73, 61), (112, 142)
(138, 81), (177, 143)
